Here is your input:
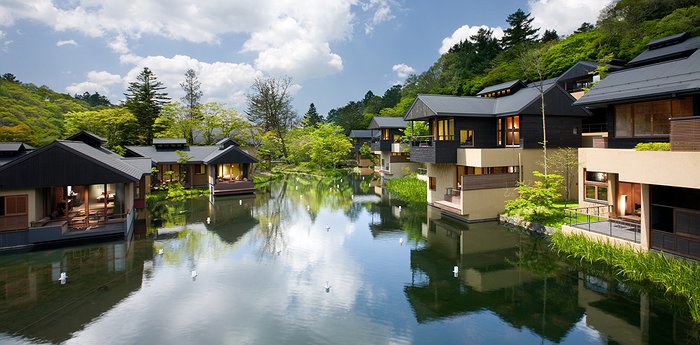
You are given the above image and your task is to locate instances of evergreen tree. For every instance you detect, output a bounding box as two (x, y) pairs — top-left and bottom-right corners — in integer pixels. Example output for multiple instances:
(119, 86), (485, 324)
(124, 67), (170, 144)
(302, 103), (323, 127)
(541, 29), (559, 43)
(501, 9), (539, 49)
(574, 22), (595, 34)
(75, 91), (112, 107)
(180, 69), (203, 144)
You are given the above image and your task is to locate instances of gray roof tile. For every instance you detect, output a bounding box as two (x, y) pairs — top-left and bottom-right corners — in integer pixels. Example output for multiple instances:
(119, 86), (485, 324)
(368, 117), (407, 129)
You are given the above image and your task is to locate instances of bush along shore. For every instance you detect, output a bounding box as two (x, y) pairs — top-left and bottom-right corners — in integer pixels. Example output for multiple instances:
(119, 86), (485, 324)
(550, 231), (700, 323)
(385, 175), (427, 204)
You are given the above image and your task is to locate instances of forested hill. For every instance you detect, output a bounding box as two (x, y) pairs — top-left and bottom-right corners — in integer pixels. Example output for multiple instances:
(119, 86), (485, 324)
(327, 1), (700, 134)
(0, 75), (98, 147)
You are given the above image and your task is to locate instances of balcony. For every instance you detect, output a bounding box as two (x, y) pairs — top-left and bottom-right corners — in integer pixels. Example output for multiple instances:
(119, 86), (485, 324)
(670, 116), (700, 151)
(391, 142), (409, 153)
(370, 140), (392, 152)
(461, 173), (519, 191)
(457, 147), (521, 167)
(409, 136), (459, 164)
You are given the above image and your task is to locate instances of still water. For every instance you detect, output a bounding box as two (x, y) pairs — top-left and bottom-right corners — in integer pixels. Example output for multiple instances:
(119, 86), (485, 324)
(0, 174), (697, 345)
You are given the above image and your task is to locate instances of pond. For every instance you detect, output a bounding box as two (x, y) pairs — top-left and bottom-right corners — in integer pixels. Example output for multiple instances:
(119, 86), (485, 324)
(0, 174), (697, 345)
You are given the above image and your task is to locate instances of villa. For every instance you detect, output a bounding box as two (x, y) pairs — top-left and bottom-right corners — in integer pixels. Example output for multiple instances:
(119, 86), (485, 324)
(0, 133), (151, 249)
(564, 32), (700, 260)
(349, 129), (378, 168)
(404, 63), (595, 221)
(368, 116), (421, 178)
(125, 137), (258, 196)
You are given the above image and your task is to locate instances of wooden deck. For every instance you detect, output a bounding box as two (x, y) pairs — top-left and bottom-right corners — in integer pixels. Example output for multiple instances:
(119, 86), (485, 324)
(213, 180), (256, 195)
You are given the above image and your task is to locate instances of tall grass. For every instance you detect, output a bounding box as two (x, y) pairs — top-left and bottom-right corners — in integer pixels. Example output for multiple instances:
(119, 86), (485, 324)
(385, 176), (427, 204)
(551, 232), (700, 322)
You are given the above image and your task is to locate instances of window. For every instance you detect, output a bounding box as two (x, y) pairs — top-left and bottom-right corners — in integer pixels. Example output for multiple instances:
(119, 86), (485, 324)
(381, 129), (390, 140)
(393, 134), (401, 142)
(0, 195), (28, 232)
(504, 116), (520, 146)
(615, 97), (693, 137)
(429, 177), (436, 191)
(195, 164), (206, 175)
(460, 129), (474, 147)
(434, 118), (454, 141)
(497, 118), (503, 146)
(584, 171), (608, 203)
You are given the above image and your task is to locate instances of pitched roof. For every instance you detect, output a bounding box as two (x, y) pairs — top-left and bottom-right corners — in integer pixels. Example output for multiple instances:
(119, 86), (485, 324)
(153, 138), (187, 145)
(628, 33), (699, 66)
(0, 140), (143, 189)
(555, 61), (598, 82)
(349, 130), (378, 138)
(575, 45), (700, 106)
(203, 145), (258, 164)
(476, 80), (527, 96)
(368, 116), (407, 129)
(126, 144), (258, 165)
(0, 142), (28, 152)
(66, 130), (107, 147)
(406, 83), (589, 120)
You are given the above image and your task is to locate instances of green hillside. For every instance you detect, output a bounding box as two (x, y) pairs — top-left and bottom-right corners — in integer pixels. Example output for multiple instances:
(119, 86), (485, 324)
(0, 77), (91, 146)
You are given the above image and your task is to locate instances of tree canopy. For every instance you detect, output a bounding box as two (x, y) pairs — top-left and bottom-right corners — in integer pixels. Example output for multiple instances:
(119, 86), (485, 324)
(124, 67), (170, 144)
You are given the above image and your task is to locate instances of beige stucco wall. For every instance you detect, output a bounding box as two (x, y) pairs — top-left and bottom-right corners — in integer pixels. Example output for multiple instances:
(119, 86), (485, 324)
(426, 163), (456, 203)
(579, 148), (700, 189)
(461, 187), (516, 220)
(124, 182), (134, 211)
(0, 188), (40, 225)
(457, 148), (521, 167)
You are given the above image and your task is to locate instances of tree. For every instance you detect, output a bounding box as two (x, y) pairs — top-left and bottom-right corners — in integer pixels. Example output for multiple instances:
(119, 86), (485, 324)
(199, 102), (225, 144)
(541, 29), (559, 43)
(74, 91), (112, 107)
(400, 121), (429, 143)
(574, 22), (595, 34)
(308, 123), (353, 169)
(153, 102), (196, 141)
(520, 44), (552, 175)
(219, 107), (249, 144)
(124, 67), (170, 144)
(501, 9), (540, 49)
(2, 73), (18, 83)
(505, 171), (563, 224)
(63, 107), (139, 152)
(302, 103), (323, 127)
(0, 123), (34, 144)
(180, 69), (203, 143)
(245, 76), (297, 158)
(549, 147), (579, 202)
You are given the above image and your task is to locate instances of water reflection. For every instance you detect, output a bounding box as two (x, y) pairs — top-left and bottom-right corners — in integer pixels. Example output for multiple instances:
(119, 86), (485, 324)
(0, 174), (698, 344)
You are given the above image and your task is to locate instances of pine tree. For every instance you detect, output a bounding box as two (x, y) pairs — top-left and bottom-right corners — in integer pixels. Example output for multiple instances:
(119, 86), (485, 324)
(124, 67), (170, 144)
(541, 29), (559, 43)
(302, 103), (323, 127)
(180, 69), (203, 144)
(501, 9), (540, 50)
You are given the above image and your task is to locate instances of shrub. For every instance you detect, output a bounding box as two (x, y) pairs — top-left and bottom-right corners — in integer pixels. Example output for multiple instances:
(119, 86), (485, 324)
(634, 142), (670, 151)
(505, 171), (563, 225)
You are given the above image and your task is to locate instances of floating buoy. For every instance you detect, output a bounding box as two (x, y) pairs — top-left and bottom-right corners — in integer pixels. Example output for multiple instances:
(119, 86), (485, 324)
(398, 205), (402, 210)
(340, 179), (343, 183)
(158, 249), (164, 255)
(206, 217), (211, 224)
(453, 266), (459, 277)
(268, 222), (272, 227)
(59, 272), (67, 285)
(324, 281), (331, 293)
(295, 186), (298, 190)
(399, 238), (404, 246)
(239, 200), (242, 205)
(191, 270), (198, 280)
(306, 205), (310, 211)
(326, 225), (330, 231)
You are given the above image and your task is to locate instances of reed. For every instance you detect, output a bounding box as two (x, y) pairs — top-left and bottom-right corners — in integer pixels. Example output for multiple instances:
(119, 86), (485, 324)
(551, 231), (700, 322)
(385, 176), (427, 204)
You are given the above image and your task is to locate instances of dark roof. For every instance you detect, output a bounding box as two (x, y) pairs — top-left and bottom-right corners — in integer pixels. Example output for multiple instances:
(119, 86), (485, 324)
(406, 83), (589, 120)
(368, 116), (407, 129)
(121, 157), (153, 175)
(204, 145), (258, 164)
(0, 142), (29, 152)
(476, 80), (526, 96)
(126, 144), (257, 165)
(575, 45), (700, 107)
(153, 138), (187, 145)
(556, 61), (598, 82)
(66, 130), (107, 147)
(216, 138), (239, 148)
(0, 140), (142, 189)
(628, 34), (700, 67)
(349, 130), (378, 138)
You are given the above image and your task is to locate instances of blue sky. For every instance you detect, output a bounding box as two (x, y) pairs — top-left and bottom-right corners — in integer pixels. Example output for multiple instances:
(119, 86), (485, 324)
(0, 0), (611, 117)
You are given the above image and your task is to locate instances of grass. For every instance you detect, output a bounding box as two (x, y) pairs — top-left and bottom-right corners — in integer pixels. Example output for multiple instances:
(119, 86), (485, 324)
(253, 171), (284, 185)
(146, 187), (208, 203)
(385, 175), (427, 204)
(551, 231), (700, 323)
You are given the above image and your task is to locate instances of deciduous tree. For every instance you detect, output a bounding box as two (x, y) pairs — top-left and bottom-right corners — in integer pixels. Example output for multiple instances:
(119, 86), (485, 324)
(246, 76), (297, 158)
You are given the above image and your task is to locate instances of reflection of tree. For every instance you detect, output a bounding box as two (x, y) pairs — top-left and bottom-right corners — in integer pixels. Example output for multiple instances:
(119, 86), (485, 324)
(251, 176), (291, 259)
(155, 227), (231, 266)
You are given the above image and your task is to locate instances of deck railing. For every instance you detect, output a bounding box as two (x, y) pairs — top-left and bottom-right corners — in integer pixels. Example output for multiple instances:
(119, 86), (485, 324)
(563, 205), (641, 243)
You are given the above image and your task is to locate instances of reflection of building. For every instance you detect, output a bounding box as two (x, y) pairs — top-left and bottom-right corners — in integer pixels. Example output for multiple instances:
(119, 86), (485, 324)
(0, 240), (149, 343)
(405, 62), (596, 221)
(368, 117), (421, 178)
(566, 33), (700, 260)
(0, 132), (151, 249)
(406, 211), (584, 342)
(126, 138), (258, 196)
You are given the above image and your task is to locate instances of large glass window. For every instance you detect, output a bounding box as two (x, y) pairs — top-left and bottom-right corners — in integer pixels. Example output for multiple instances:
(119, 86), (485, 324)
(615, 97), (693, 137)
(381, 129), (390, 140)
(460, 129), (474, 147)
(497, 118), (503, 146)
(434, 118), (454, 141)
(505, 116), (520, 146)
(584, 171), (608, 203)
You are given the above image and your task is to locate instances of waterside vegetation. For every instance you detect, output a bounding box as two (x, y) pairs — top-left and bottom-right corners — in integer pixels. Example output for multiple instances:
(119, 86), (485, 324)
(385, 175), (427, 204)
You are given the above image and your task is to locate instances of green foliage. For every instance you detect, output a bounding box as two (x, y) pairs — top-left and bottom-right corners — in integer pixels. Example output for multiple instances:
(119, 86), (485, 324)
(147, 187), (209, 203)
(505, 171), (563, 224)
(73, 91), (112, 107)
(0, 79), (91, 146)
(634, 142), (671, 151)
(400, 121), (429, 143)
(63, 107), (139, 150)
(308, 123), (353, 169)
(551, 231), (700, 322)
(302, 103), (323, 127)
(385, 176), (427, 204)
(501, 8), (540, 50)
(124, 67), (170, 144)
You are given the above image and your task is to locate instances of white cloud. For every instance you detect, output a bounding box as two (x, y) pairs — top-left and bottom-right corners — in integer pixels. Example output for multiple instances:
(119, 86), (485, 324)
(56, 39), (78, 47)
(392, 63), (414, 79)
(528, 0), (613, 35)
(65, 70), (121, 96)
(0, 0), (393, 81)
(439, 24), (504, 55)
